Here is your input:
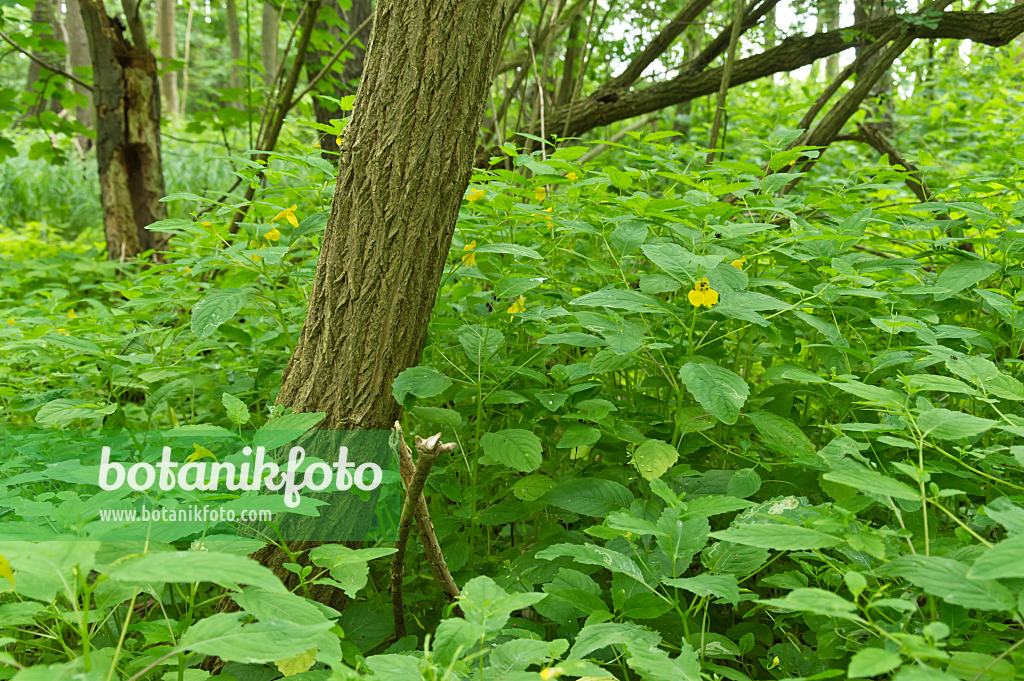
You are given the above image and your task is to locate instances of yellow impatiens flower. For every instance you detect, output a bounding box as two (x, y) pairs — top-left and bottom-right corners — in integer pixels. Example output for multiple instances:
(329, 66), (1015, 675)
(265, 227), (281, 242)
(272, 205), (299, 228)
(56, 328), (68, 335)
(66, 310), (77, 321)
(687, 278), (719, 307)
(251, 254), (262, 263)
(462, 240), (477, 266)
(508, 296), (526, 319)
(5, 319), (14, 325)
(0, 553), (13, 588)
(466, 187), (485, 202)
(539, 667), (564, 680)
(534, 187), (547, 201)
(335, 136), (342, 146)
(200, 221), (213, 229)
(312, 142), (321, 149)
(566, 172), (579, 181)
(767, 656), (781, 670)
(731, 257), (747, 270)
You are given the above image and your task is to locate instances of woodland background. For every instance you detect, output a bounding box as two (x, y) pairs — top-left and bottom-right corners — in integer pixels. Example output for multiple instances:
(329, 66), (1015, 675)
(0, 0), (1024, 680)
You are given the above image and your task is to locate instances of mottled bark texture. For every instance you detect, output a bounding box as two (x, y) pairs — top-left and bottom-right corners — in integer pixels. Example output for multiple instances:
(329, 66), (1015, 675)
(64, 0), (93, 143)
(156, 0), (178, 116)
(25, 0), (63, 117)
(277, 0), (508, 429)
(80, 0), (168, 260)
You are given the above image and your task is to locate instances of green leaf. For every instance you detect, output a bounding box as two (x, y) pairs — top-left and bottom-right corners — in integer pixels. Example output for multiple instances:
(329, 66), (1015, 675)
(191, 288), (249, 339)
(932, 259), (999, 300)
(747, 411), (815, 457)
(848, 648), (902, 678)
(474, 243), (542, 259)
(568, 622), (661, 659)
(556, 423), (601, 449)
(222, 393), (250, 425)
(879, 556), (1014, 611)
(633, 439), (679, 480)
(626, 643), (701, 681)
(457, 325), (504, 364)
(759, 588), (864, 621)
(610, 220), (648, 255)
(679, 362), (749, 425)
(106, 551), (286, 592)
(823, 460), (920, 501)
(392, 366), (452, 404)
(917, 408), (995, 440)
(710, 524), (841, 550)
(663, 574), (740, 605)
(641, 243), (723, 284)
(536, 332), (606, 347)
(254, 411), (326, 450)
(480, 429), (543, 472)
(967, 536), (1024, 580)
(540, 478), (634, 516)
(179, 612), (331, 664)
(36, 398), (116, 426)
(43, 334), (102, 355)
(572, 288), (664, 312)
(536, 543), (645, 582)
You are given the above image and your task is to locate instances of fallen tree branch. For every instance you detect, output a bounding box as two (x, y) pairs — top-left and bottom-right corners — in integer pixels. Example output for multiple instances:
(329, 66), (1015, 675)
(390, 425), (458, 638)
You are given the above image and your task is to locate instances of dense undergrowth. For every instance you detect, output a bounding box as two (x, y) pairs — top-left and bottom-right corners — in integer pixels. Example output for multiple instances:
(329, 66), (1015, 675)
(1, 95), (1024, 680)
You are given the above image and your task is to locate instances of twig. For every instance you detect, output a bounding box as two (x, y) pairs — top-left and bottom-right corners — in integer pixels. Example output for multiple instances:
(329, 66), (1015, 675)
(705, 0), (746, 164)
(289, 14), (373, 108)
(0, 26), (93, 91)
(390, 424), (458, 638)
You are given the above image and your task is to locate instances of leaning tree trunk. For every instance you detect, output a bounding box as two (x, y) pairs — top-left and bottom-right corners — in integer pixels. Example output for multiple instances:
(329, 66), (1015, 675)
(304, 0), (371, 160)
(156, 0), (178, 117)
(64, 0), (93, 148)
(79, 0), (168, 260)
(250, 0), (509, 609)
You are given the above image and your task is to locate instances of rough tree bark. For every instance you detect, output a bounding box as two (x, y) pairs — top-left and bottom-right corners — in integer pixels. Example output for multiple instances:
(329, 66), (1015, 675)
(304, 0), (371, 160)
(156, 0), (178, 117)
(262, 0), (281, 84)
(249, 0), (509, 611)
(79, 0), (168, 260)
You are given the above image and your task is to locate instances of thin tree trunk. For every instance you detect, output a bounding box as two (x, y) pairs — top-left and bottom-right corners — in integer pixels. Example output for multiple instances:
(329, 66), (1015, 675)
(79, 0), (168, 260)
(156, 0), (178, 117)
(304, 0), (371, 160)
(64, 0), (93, 147)
(225, 0), (243, 101)
(262, 0), (281, 85)
(25, 0), (63, 117)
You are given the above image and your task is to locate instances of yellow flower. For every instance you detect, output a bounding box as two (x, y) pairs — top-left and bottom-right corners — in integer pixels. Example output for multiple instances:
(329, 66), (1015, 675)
(767, 656), (781, 670)
(731, 257), (746, 270)
(272, 205), (299, 228)
(335, 136), (342, 146)
(566, 172), (578, 181)
(467, 188), (485, 202)
(56, 328), (68, 335)
(687, 278), (719, 307)
(265, 227), (281, 242)
(534, 187), (546, 201)
(6, 318), (15, 325)
(508, 296), (526, 320)
(539, 667), (564, 680)
(462, 240), (477, 266)
(66, 310), (77, 321)
(312, 142), (321, 149)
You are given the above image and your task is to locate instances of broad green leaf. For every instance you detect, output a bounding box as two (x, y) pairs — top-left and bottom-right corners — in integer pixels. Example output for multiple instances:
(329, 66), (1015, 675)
(536, 543), (645, 582)
(848, 648), (902, 678)
(474, 243), (542, 258)
(759, 588), (864, 621)
(633, 439), (678, 480)
(679, 362), (749, 425)
(191, 288), (249, 338)
(392, 366), (452, 404)
(480, 429), (543, 472)
(641, 243), (724, 284)
(747, 411), (815, 457)
(626, 643), (701, 681)
(457, 325), (504, 364)
(610, 220), (648, 255)
(540, 478), (633, 516)
(36, 398), (116, 426)
(179, 612), (331, 664)
(254, 411), (327, 450)
(917, 408), (995, 440)
(222, 393), (250, 424)
(967, 536), (1024, 580)
(568, 621), (661, 659)
(710, 524), (841, 550)
(932, 259), (999, 300)
(823, 460), (920, 501)
(106, 551), (286, 592)
(572, 288), (664, 312)
(879, 556), (1014, 611)
(663, 574), (740, 605)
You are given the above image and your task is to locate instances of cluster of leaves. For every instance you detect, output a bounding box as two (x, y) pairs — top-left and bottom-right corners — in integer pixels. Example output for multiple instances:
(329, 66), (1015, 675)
(1, 108), (1024, 680)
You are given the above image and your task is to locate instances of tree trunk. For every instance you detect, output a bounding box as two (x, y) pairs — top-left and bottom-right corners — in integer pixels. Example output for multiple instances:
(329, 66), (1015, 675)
(64, 0), (93, 147)
(25, 0), (63, 118)
(156, 0), (178, 117)
(854, 0), (894, 134)
(79, 0), (168, 260)
(225, 0), (243, 99)
(304, 0), (371, 160)
(262, 0), (281, 85)
(278, 0), (508, 429)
